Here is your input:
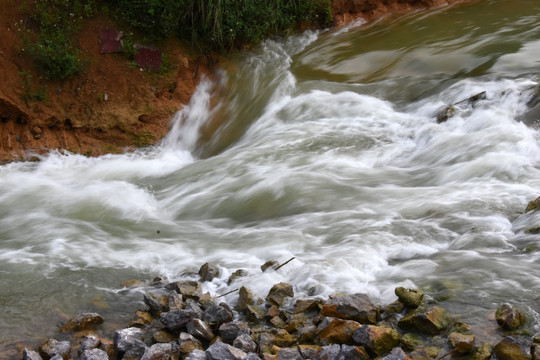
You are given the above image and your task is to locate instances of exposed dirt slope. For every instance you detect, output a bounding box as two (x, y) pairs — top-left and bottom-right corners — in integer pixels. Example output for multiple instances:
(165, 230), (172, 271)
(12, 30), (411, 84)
(0, 0), (473, 163)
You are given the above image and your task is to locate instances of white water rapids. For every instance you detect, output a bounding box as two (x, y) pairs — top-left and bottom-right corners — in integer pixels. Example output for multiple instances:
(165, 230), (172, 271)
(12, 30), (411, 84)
(0, 0), (539, 353)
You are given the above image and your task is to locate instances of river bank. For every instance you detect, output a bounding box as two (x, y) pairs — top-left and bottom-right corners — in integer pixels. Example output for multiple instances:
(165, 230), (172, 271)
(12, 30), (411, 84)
(17, 262), (540, 360)
(0, 0), (475, 163)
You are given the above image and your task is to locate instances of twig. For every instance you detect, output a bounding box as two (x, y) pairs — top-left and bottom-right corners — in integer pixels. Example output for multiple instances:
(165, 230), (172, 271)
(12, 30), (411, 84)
(437, 349), (458, 360)
(216, 288), (239, 298)
(275, 257), (296, 271)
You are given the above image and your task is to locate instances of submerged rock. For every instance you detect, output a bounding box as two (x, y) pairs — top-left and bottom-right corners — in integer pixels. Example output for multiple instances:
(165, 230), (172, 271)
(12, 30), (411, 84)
(320, 294), (378, 324)
(496, 303), (526, 330)
(60, 312), (104, 332)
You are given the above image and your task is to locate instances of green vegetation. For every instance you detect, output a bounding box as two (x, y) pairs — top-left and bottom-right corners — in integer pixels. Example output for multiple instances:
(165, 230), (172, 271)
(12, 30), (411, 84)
(21, 0), (332, 80)
(22, 0), (97, 80)
(19, 70), (48, 102)
(115, 0), (333, 51)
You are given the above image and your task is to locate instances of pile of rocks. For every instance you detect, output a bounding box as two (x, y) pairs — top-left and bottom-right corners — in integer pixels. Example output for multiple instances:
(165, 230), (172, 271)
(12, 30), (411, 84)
(21, 262), (539, 360)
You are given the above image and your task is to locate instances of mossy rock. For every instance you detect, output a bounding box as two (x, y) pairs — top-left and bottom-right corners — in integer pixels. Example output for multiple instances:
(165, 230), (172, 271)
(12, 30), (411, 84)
(398, 306), (451, 335)
(395, 287), (424, 308)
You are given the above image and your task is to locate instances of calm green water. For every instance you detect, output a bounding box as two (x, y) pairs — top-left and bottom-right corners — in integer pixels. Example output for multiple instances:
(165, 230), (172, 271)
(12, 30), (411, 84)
(1, 0), (539, 357)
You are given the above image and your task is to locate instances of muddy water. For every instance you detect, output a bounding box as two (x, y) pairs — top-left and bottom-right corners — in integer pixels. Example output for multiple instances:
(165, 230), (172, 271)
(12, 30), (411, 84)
(1, 0), (539, 356)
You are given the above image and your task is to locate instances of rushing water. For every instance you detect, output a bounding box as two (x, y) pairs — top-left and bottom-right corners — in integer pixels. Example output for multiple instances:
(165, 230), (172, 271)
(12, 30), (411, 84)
(1, 0), (539, 355)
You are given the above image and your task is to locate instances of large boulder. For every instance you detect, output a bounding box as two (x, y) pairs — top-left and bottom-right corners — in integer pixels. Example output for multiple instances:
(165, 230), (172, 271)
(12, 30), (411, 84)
(398, 306), (450, 334)
(352, 325), (400, 356)
(320, 294), (378, 324)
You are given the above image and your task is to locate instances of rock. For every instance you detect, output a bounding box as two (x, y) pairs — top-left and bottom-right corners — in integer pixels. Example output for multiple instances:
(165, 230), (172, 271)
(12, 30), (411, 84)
(449, 332), (475, 354)
(320, 294), (378, 324)
(38, 339), (71, 360)
(185, 349), (207, 360)
(246, 305), (266, 323)
(144, 290), (170, 314)
(496, 304), (526, 330)
(184, 300), (205, 319)
(258, 332), (276, 353)
(525, 197), (540, 212)
(400, 333), (422, 352)
(114, 327), (147, 359)
(261, 261), (279, 272)
(179, 333), (204, 355)
(340, 344), (369, 360)
(152, 330), (177, 344)
(233, 333), (257, 353)
(238, 286), (255, 311)
(531, 343), (540, 360)
(277, 348), (302, 359)
(381, 301), (405, 318)
(450, 321), (472, 334)
(395, 288), (424, 308)
(160, 310), (200, 331)
(49, 356), (63, 360)
(352, 325), (400, 356)
(204, 305), (233, 325)
(318, 318), (361, 344)
(199, 263), (221, 282)
(60, 312), (104, 332)
(79, 335), (101, 355)
(471, 342), (493, 360)
(244, 354), (261, 360)
(129, 310), (153, 327)
(274, 329), (295, 347)
(436, 105), (457, 123)
(99, 28), (124, 53)
(293, 299), (322, 314)
(494, 337), (532, 360)
(397, 306), (450, 334)
(23, 348), (43, 360)
(266, 283), (294, 307)
(314, 344), (342, 360)
(166, 281), (203, 300)
(141, 343), (179, 360)
(168, 292), (184, 311)
(218, 322), (250, 344)
(380, 347), (410, 360)
(206, 341), (247, 360)
(408, 348), (432, 360)
(187, 319), (214, 341)
(80, 348), (109, 360)
(297, 325), (318, 344)
(270, 316), (287, 329)
(297, 345), (321, 359)
(227, 269), (248, 285)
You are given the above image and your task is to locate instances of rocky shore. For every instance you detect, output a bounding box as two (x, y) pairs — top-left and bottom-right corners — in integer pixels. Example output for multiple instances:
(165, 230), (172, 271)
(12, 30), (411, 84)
(19, 259), (540, 360)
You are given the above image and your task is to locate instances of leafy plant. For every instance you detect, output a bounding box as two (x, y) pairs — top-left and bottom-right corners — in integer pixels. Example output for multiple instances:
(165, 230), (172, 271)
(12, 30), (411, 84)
(19, 70), (48, 102)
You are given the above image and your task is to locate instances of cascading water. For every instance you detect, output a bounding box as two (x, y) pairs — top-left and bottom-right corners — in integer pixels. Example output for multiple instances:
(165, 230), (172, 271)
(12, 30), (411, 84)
(1, 0), (539, 355)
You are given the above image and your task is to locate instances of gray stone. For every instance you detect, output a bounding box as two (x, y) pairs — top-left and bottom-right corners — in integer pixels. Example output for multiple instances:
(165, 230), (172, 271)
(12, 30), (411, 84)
(394, 287), (424, 308)
(244, 354), (261, 360)
(160, 310), (200, 331)
(204, 305), (233, 325)
(219, 322), (250, 344)
(38, 339), (71, 360)
(187, 319), (214, 341)
(233, 333), (256, 353)
(49, 356), (63, 360)
(314, 344), (344, 360)
(297, 325), (318, 344)
(341, 345), (369, 360)
(144, 289), (170, 314)
(266, 283), (294, 307)
(185, 349), (208, 360)
(23, 348), (43, 360)
(141, 343), (179, 360)
(79, 335), (101, 355)
(114, 327), (147, 359)
(206, 341), (247, 360)
(320, 294), (378, 324)
(380, 347), (408, 360)
(168, 292), (184, 311)
(298, 345), (320, 359)
(166, 281), (203, 300)
(80, 348), (109, 360)
(199, 263), (220, 282)
(61, 312), (104, 332)
(277, 348), (303, 360)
